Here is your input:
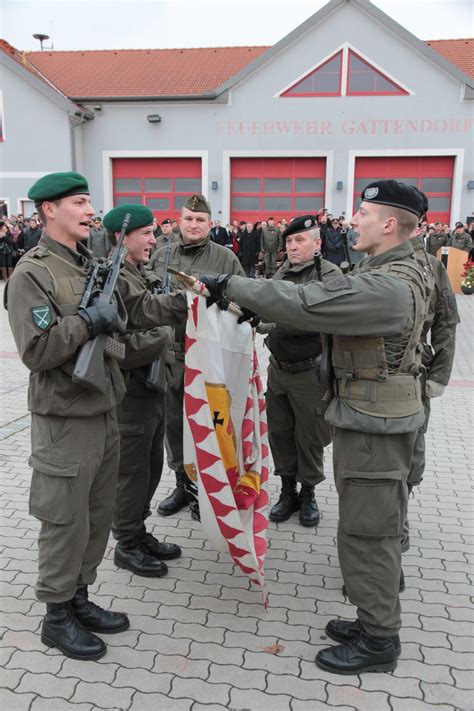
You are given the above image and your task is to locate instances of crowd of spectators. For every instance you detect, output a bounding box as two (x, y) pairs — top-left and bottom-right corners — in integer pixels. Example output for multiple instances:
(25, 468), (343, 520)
(1, 209), (473, 281)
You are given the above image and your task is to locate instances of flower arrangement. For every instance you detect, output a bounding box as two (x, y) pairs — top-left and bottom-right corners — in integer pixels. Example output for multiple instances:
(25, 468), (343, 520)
(460, 260), (474, 292)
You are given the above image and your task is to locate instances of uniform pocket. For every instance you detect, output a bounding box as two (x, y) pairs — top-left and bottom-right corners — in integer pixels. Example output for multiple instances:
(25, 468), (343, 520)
(339, 468), (403, 537)
(119, 423), (146, 474)
(28, 454), (80, 524)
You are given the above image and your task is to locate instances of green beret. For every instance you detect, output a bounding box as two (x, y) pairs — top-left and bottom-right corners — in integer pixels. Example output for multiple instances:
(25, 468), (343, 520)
(361, 180), (425, 218)
(183, 193), (211, 215)
(28, 171), (89, 204)
(103, 204), (154, 233)
(282, 215), (318, 240)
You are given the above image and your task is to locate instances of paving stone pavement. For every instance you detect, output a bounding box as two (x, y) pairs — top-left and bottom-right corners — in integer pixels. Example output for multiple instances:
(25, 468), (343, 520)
(0, 280), (472, 711)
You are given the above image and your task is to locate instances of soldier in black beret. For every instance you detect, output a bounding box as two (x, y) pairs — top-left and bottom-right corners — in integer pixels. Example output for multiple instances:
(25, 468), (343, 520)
(199, 180), (431, 674)
(260, 215), (341, 527)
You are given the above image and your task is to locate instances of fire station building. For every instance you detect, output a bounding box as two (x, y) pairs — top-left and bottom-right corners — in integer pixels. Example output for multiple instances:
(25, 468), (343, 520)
(1, 0), (473, 224)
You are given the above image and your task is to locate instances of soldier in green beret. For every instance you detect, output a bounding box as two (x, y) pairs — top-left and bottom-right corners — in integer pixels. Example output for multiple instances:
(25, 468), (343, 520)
(200, 180), (431, 675)
(102, 204), (182, 577)
(149, 193), (245, 517)
(3, 174), (187, 661)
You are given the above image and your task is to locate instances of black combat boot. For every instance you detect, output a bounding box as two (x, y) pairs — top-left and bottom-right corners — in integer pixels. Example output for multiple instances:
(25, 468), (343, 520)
(269, 477), (300, 523)
(315, 631), (398, 674)
(72, 587), (129, 634)
(298, 485), (320, 527)
(157, 472), (188, 516)
(342, 569), (405, 596)
(139, 531), (182, 560)
(114, 542), (168, 577)
(325, 619), (401, 657)
(41, 602), (106, 661)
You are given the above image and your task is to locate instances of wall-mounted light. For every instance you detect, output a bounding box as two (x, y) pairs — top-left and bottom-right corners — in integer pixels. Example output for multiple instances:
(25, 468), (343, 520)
(467, 180), (474, 190)
(336, 181), (343, 191)
(211, 181), (218, 191)
(147, 114), (162, 123)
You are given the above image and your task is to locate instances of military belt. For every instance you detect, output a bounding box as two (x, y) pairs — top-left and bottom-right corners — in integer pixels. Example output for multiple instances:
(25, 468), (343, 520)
(336, 376), (421, 403)
(271, 355), (316, 374)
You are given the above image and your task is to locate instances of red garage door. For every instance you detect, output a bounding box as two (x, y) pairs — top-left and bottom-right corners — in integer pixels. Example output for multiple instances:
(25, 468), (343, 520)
(231, 157), (326, 225)
(112, 158), (202, 220)
(353, 157), (454, 223)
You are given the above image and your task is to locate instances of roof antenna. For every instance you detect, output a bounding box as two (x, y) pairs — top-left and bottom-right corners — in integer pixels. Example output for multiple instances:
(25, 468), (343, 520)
(33, 33), (53, 51)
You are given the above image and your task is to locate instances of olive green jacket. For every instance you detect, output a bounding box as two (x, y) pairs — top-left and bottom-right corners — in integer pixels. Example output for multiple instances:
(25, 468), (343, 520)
(4, 234), (186, 416)
(149, 234), (245, 347)
(226, 242), (428, 434)
(264, 257), (341, 362)
(119, 260), (174, 398)
(410, 235), (460, 385)
(448, 231), (472, 252)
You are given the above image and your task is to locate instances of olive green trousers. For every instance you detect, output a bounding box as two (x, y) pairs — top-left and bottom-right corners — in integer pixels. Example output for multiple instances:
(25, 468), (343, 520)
(333, 427), (416, 637)
(266, 362), (331, 486)
(29, 410), (119, 603)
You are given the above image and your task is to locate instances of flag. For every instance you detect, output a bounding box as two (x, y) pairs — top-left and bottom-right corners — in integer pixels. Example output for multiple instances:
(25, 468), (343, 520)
(183, 289), (269, 605)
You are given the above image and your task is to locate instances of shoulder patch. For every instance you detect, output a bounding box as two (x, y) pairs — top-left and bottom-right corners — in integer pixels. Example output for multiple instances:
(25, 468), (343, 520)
(324, 275), (352, 292)
(32, 305), (52, 330)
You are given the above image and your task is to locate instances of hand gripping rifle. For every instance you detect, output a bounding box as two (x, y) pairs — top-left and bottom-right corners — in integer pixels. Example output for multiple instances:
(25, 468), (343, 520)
(145, 236), (173, 393)
(72, 212), (130, 393)
(313, 251), (334, 393)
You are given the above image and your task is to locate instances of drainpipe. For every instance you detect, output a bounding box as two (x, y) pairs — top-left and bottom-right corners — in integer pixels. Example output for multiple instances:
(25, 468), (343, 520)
(69, 109), (94, 171)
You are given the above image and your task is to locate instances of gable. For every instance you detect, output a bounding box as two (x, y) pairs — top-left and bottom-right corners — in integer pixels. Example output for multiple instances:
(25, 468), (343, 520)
(279, 44), (411, 98)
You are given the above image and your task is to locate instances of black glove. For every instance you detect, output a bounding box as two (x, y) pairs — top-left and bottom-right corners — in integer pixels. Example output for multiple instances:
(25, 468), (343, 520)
(199, 273), (232, 309)
(237, 307), (260, 328)
(78, 298), (120, 338)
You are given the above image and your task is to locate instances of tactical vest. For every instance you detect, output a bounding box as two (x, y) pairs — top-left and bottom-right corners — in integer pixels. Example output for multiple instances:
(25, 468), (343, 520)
(332, 260), (428, 418)
(22, 245), (125, 416)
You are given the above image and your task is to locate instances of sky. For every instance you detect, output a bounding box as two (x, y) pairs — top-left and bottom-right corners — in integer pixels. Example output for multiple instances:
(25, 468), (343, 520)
(1, 0), (472, 52)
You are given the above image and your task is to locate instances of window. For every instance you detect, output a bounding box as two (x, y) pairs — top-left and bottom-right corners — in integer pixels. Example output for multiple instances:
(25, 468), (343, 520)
(282, 51), (342, 97)
(280, 45), (410, 98)
(347, 51), (408, 96)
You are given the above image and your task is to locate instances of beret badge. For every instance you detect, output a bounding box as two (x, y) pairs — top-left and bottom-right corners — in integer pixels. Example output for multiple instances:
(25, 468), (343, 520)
(364, 187), (379, 199)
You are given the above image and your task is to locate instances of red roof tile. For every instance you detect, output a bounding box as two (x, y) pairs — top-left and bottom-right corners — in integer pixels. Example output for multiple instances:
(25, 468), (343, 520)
(24, 46), (270, 98)
(3, 39), (472, 101)
(426, 39), (474, 80)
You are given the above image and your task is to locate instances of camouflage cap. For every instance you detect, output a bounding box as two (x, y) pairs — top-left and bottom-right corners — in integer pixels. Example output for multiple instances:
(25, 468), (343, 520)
(28, 171), (89, 205)
(103, 204), (154, 233)
(183, 193), (211, 215)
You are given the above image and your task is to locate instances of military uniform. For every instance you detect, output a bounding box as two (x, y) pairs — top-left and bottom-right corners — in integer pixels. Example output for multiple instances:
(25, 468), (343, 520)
(149, 231), (180, 261)
(426, 230), (448, 256)
(401, 234), (459, 551)
(260, 223), (282, 278)
(3, 174), (187, 661)
(101, 205), (184, 577)
(448, 230), (472, 252)
(263, 239), (341, 526)
(201, 180), (430, 674)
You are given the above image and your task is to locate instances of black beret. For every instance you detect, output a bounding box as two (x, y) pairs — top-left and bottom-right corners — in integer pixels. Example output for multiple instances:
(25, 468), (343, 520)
(103, 204), (154, 233)
(282, 215), (319, 240)
(28, 171), (89, 204)
(161, 218), (172, 225)
(455, 221), (464, 228)
(361, 180), (425, 218)
(183, 193), (211, 215)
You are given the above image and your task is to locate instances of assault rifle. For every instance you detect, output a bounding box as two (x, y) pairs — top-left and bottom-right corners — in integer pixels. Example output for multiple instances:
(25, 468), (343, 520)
(339, 229), (352, 274)
(145, 236), (173, 393)
(72, 212), (130, 393)
(314, 251), (334, 393)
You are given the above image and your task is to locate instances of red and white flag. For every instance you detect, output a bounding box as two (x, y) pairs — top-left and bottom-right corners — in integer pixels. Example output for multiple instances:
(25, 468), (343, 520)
(183, 289), (269, 605)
